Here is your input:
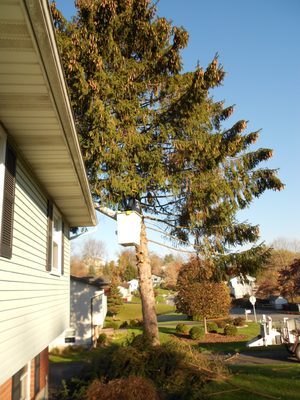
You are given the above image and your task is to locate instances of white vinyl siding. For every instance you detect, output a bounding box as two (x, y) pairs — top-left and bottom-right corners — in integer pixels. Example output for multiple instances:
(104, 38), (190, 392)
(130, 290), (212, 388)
(0, 158), (70, 385)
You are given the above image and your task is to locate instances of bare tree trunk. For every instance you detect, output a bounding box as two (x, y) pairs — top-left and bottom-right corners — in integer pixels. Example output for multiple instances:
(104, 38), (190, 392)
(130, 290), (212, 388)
(204, 316), (208, 334)
(135, 219), (160, 346)
(96, 206), (160, 345)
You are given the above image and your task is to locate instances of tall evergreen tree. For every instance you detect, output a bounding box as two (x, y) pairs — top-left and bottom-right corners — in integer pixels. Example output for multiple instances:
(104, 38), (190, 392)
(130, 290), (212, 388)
(51, 0), (283, 345)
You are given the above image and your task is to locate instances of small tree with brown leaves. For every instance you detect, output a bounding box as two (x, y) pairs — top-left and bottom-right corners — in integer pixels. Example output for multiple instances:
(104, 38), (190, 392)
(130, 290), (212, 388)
(175, 257), (231, 333)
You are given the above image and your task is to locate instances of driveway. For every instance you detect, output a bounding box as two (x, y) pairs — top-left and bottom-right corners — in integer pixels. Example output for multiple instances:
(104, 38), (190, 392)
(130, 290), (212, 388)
(226, 347), (299, 365)
(230, 307), (300, 322)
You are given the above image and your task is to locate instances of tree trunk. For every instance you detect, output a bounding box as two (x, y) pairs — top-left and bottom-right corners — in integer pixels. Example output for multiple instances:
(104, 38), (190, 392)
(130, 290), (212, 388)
(204, 316), (208, 334)
(135, 219), (160, 346)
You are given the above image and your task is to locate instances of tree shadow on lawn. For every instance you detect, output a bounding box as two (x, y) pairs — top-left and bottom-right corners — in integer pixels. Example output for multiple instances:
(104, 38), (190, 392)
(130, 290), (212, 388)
(199, 341), (250, 354)
(157, 313), (187, 322)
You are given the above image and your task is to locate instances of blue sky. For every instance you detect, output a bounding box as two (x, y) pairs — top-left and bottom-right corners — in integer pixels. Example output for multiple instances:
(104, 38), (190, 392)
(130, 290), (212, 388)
(56, 0), (300, 260)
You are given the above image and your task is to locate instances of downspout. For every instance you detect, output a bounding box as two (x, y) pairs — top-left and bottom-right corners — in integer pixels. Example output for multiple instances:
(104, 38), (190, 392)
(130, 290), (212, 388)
(90, 291), (103, 348)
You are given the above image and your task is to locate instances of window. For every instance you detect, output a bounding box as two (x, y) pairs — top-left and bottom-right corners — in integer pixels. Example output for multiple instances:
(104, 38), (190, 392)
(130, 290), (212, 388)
(12, 365), (28, 400)
(46, 201), (64, 274)
(0, 126), (16, 259)
(65, 328), (76, 343)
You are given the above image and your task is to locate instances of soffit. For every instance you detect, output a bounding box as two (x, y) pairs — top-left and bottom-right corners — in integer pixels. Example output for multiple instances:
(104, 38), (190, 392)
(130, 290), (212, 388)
(0, 0), (96, 227)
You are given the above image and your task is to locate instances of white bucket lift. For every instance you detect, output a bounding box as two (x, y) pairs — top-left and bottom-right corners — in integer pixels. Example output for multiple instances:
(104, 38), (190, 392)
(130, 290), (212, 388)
(247, 315), (282, 347)
(117, 211), (142, 247)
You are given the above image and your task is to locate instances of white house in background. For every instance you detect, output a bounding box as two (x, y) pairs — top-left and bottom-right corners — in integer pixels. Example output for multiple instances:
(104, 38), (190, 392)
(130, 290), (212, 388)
(128, 278), (139, 292)
(229, 275), (256, 299)
(50, 276), (108, 348)
(118, 283), (133, 302)
(0, 1), (96, 399)
(152, 274), (163, 287)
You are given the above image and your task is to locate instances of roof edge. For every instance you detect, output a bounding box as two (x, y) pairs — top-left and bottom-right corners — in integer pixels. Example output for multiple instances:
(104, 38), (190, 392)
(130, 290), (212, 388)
(23, 0), (97, 226)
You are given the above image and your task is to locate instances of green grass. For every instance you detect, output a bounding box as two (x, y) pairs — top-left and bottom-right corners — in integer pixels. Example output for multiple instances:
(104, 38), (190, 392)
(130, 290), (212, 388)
(106, 302), (175, 323)
(49, 349), (91, 363)
(205, 364), (300, 400)
(198, 323), (260, 353)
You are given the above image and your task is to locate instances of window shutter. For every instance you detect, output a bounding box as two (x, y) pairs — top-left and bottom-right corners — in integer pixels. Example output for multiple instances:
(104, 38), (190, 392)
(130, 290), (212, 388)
(46, 200), (53, 271)
(61, 221), (64, 275)
(34, 354), (40, 395)
(0, 144), (16, 259)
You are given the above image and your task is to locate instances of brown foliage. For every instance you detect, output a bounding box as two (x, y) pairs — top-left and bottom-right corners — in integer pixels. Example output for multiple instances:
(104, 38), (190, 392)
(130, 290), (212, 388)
(86, 376), (160, 400)
(175, 257), (231, 318)
(255, 248), (298, 299)
(278, 258), (300, 302)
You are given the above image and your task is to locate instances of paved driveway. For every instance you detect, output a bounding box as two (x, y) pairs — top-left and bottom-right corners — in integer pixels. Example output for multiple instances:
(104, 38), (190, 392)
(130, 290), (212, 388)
(230, 307), (300, 322)
(226, 347), (299, 365)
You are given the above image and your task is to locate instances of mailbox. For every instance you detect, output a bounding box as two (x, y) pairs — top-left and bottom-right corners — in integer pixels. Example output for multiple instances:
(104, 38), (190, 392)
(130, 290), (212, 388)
(117, 211), (141, 246)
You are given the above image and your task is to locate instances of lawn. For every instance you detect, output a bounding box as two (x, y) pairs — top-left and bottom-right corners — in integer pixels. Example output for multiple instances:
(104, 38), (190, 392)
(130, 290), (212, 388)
(198, 323), (261, 354)
(106, 302), (176, 323)
(50, 305), (300, 399)
(205, 364), (300, 400)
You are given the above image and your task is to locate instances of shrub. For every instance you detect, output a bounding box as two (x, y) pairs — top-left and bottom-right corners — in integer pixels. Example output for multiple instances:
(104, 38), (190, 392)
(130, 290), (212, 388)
(130, 334), (152, 350)
(233, 317), (245, 327)
(120, 320), (129, 329)
(207, 322), (218, 333)
(129, 319), (143, 328)
(86, 376), (160, 400)
(104, 321), (119, 330)
(97, 333), (107, 346)
(189, 326), (205, 340)
(176, 323), (189, 334)
(65, 340), (227, 400)
(216, 320), (227, 329)
(224, 324), (238, 336)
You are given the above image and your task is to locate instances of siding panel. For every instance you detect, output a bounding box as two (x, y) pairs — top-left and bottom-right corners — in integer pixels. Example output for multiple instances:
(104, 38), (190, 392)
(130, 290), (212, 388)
(0, 158), (70, 385)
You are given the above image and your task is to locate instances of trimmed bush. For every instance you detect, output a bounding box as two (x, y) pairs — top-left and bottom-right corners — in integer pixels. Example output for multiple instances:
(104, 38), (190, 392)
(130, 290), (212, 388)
(224, 324), (238, 336)
(176, 323), (189, 334)
(97, 333), (107, 346)
(233, 317), (245, 327)
(216, 320), (227, 329)
(189, 326), (205, 340)
(129, 319), (143, 328)
(86, 376), (160, 400)
(207, 322), (218, 333)
(120, 320), (129, 329)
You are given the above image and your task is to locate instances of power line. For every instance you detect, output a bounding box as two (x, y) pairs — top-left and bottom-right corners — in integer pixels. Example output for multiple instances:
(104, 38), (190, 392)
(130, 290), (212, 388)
(147, 239), (196, 254)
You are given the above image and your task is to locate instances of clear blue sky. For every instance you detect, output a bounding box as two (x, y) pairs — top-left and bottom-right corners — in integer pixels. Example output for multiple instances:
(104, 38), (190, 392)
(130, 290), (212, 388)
(56, 0), (300, 261)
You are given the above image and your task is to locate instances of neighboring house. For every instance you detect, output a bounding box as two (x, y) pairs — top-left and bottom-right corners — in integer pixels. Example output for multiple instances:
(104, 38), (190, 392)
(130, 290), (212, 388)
(229, 275), (256, 299)
(152, 274), (163, 287)
(128, 278), (139, 292)
(269, 296), (288, 310)
(0, 1), (96, 399)
(118, 284), (133, 302)
(50, 276), (108, 348)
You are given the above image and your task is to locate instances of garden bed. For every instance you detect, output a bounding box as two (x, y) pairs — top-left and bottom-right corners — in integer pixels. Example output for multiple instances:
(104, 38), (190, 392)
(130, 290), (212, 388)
(179, 332), (248, 344)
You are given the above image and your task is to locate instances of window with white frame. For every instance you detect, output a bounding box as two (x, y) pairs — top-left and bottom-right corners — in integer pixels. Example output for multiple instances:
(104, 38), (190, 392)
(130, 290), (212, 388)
(46, 201), (64, 274)
(12, 365), (29, 400)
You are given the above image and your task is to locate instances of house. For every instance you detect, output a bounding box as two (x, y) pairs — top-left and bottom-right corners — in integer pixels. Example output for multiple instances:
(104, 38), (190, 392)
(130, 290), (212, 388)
(118, 283), (133, 302)
(152, 274), (163, 287)
(229, 275), (256, 299)
(0, 1), (96, 399)
(128, 278), (139, 292)
(50, 276), (108, 348)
